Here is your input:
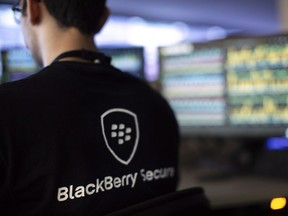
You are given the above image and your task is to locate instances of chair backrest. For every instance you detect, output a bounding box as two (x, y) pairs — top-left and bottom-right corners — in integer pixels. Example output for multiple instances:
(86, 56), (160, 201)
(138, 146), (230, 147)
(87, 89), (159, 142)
(106, 187), (211, 216)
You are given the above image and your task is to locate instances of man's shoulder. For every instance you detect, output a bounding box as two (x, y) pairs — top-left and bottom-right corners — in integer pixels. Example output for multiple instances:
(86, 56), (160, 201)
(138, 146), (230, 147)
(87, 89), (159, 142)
(0, 65), (54, 92)
(0, 77), (34, 97)
(0, 81), (20, 98)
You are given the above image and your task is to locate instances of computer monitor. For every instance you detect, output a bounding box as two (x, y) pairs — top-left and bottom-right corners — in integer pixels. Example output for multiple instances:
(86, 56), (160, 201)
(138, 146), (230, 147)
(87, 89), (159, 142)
(159, 41), (227, 134)
(1, 47), (40, 83)
(225, 35), (288, 126)
(99, 46), (145, 80)
(159, 34), (288, 137)
(1, 47), (145, 83)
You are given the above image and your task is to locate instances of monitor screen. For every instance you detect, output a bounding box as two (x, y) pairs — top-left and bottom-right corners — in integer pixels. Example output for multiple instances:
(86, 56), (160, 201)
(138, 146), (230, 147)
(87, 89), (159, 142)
(225, 36), (288, 126)
(159, 35), (288, 137)
(159, 42), (226, 127)
(265, 137), (288, 151)
(1, 48), (40, 83)
(99, 46), (145, 80)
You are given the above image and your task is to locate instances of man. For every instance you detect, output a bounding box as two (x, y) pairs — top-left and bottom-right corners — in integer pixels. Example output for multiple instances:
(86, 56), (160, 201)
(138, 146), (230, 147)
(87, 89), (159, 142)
(0, 0), (179, 215)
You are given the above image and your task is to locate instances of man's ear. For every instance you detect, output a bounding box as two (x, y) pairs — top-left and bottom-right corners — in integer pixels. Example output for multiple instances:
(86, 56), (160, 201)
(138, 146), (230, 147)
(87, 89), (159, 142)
(25, 0), (41, 25)
(97, 7), (110, 32)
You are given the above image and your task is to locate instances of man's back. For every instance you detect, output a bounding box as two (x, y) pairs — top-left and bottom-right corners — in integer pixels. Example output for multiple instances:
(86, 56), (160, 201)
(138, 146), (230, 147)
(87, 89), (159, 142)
(0, 61), (179, 215)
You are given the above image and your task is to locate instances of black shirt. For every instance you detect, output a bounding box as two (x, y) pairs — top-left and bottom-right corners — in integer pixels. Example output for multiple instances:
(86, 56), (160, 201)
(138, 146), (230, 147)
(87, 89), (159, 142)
(0, 61), (179, 215)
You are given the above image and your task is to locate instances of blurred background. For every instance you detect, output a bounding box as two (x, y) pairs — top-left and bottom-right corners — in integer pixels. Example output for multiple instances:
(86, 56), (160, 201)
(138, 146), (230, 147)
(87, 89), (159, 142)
(1, 0), (288, 215)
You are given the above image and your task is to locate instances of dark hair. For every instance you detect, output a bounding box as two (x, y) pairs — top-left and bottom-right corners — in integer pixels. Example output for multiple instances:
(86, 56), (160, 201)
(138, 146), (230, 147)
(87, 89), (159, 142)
(24, 0), (107, 35)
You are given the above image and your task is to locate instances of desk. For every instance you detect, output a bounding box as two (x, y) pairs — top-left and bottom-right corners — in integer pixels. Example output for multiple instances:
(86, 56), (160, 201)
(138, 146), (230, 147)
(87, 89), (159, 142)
(178, 168), (288, 208)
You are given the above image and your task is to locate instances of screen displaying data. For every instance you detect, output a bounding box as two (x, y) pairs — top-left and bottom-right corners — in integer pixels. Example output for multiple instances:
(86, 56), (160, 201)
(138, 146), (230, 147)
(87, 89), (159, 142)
(159, 42), (226, 127)
(160, 35), (288, 137)
(226, 36), (288, 126)
(1, 48), (40, 83)
(99, 47), (145, 79)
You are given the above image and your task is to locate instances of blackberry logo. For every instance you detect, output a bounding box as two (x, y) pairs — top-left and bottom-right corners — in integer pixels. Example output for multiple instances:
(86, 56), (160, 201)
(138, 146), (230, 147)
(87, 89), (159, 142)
(101, 109), (140, 165)
(111, 124), (132, 145)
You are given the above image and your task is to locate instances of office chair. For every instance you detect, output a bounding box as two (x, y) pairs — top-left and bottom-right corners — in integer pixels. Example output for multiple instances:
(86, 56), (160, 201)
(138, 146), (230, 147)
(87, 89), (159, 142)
(106, 187), (211, 216)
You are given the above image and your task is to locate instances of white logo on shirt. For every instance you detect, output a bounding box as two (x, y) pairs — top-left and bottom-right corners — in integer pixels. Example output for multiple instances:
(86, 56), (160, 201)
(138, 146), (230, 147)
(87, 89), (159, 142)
(101, 108), (140, 165)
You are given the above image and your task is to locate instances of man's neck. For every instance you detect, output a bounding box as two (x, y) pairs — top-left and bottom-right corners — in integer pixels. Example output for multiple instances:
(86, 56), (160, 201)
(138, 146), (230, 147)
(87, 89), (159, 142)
(39, 27), (97, 67)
